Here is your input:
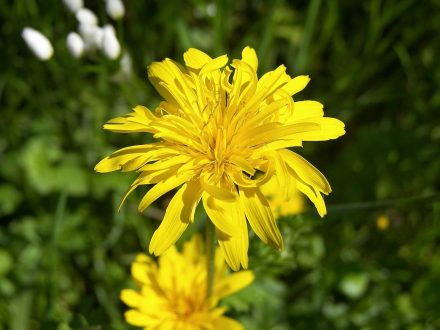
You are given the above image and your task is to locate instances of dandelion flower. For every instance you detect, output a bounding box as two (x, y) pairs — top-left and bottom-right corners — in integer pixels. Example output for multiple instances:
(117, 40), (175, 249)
(95, 47), (345, 270)
(260, 176), (304, 218)
(21, 27), (54, 61)
(376, 215), (390, 230)
(121, 235), (253, 329)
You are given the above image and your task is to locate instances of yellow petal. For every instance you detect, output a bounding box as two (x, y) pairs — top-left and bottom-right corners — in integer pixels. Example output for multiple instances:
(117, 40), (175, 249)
(239, 122), (320, 147)
(280, 149), (331, 194)
(215, 270), (254, 298)
(149, 182), (201, 255)
(244, 65), (289, 112)
(103, 105), (157, 133)
(270, 150), (292, 200)
(296, 179), (327, 217)
(138, 154), (191, 173)
(181, 180), (203, 223)
(202, 193), (238, 237)
(241, 46), (258, 72)
(212, 316), (244, 330)
(282, 75), (310, 96)
(182, 234), (203, 263)
(200, 176), (236, 201)
(293, 100), (324, 119)
(216, 197), (249, 271)
(228, 155), (256, 176)
(120, 289), (142, 308)
(147, 60), (174, 86)
(138, 171), (192, 212)
(148, 60), (192, 108)
(245, 98), (290, 128)
(94, 144), (163, 173)
(183, 48), (213, 70)
(230, 166), (274, 188)
(239, 187), (283, 250)
(200, 54), (229, 75)
(282, 162), (327, 217)
(131, 255), (153, 285)
(296, 117), (346, 141)
(124, 310), (154, 327)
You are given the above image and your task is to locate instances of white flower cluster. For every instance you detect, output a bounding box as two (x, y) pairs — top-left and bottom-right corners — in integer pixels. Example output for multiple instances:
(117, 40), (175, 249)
(22, 0), (125, 61)
(64, 0), (124, 59)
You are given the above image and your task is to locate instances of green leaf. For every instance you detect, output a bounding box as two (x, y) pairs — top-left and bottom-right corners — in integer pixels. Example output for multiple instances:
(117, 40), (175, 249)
(0, 184), (22, 216)
(339, 273), (370, 299)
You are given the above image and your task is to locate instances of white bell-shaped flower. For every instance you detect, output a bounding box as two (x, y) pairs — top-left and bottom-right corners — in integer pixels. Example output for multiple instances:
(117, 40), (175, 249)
(105, 0), (125, 20)
(76, 8), (98, 26)
(22, 27), (54, 61)
(101, 25), (121, 59)
(67, 32), (84, 58)
(62, 0), (83, 13)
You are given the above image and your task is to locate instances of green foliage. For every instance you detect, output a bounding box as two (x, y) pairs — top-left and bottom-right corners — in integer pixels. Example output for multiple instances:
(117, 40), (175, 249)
(1, 0), (439, 329)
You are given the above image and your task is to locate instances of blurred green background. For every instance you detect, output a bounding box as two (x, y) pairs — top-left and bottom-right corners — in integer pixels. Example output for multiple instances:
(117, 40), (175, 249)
(1, 0), (440, 329)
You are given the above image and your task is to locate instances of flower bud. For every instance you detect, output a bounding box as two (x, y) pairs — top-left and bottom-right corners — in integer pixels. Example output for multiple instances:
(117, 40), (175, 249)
(105, 0), (125, 20)
(101, 25), (121, 59)
(22, 27), (54, 61)
(66, 32), (84, 58)
(76, 8), (98, 26)
(78, 23), (103, 51)
(62, 0), (83, 13)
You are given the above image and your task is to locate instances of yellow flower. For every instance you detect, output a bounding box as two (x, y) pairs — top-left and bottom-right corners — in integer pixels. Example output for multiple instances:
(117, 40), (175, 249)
(260, 176), (305, 218)
(95, 47), (345, 270)
(120, 235), (254, 330)
(376, 215), (390, 231)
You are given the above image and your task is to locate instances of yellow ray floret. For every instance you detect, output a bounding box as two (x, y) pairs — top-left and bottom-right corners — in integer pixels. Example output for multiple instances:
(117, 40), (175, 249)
(121, 235), (253, 330)
(95, 46), (345, 270)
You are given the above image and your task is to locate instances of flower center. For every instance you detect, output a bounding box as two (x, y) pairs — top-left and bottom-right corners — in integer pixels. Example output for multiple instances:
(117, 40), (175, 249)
(168, 291), (208, 325)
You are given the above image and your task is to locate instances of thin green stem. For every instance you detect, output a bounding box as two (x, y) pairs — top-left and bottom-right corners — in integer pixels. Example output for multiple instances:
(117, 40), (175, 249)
(47, 190), (68, 318)
(296, 0), (322, 72)
(52, 191), (68, 242)
(205, 221), (216, 299)
(327, 193), (439, 214)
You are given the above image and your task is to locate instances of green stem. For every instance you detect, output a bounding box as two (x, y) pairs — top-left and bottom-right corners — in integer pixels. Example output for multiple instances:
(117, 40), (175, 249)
(296, 0), (322, 72)
(327, 193), (439, 214)
(52, 191), (68, 241)
(47, 190), (68, 318)
(291, 194), (440, 221)
(205, 221), (216, 299)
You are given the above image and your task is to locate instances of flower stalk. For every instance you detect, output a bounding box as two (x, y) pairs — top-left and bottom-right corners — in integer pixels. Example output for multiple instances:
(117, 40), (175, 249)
(205, 221), (216, 299)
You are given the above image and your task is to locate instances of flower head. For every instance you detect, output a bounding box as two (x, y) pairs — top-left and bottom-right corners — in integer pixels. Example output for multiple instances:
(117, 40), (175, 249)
(121, 235), (253, 329)
(95, 47), (345, 270)
(376, 215), (390, 231)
